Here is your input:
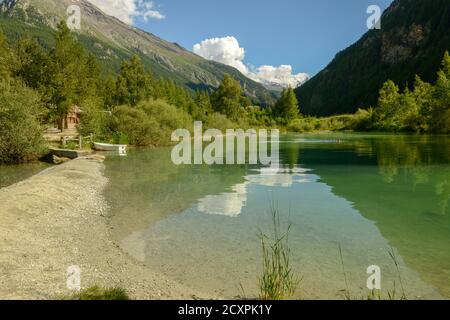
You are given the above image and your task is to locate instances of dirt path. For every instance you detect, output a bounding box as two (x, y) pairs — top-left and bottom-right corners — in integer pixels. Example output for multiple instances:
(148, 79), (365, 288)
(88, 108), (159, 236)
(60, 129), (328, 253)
(0, 157), (206, 300)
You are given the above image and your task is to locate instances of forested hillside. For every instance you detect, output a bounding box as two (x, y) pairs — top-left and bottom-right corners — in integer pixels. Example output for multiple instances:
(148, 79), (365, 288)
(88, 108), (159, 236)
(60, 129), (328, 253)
(295, 0), (450, 116)
(0, 0), (275, 106)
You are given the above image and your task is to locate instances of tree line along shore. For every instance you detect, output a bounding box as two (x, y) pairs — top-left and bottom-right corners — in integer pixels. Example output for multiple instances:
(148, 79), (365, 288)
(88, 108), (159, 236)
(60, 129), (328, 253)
(1, 22), (449, 164)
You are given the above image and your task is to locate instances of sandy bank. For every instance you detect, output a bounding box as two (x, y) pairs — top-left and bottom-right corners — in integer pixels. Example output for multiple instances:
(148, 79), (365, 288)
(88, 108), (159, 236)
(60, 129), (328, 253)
(0, 158), (205, 300)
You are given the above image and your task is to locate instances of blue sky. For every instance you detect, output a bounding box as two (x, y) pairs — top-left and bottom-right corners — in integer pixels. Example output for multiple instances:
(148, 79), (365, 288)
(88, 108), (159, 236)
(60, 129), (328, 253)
(88, 0), (393, 86)
(131, 0), (393, 76)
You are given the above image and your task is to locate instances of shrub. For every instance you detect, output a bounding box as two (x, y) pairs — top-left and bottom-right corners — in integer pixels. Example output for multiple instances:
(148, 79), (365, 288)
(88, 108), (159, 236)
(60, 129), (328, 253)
(351, 108), (374, 131)
(204, 112), (237, 132)
(111, 105), (158, 146)
(111, 99), (192, 146)
(287, 118), (315, 132)
(63, 286), (129, 300)
(77, 98), (113, 142)
(139, 99), (192, 134)
(0, 80), (46, 163)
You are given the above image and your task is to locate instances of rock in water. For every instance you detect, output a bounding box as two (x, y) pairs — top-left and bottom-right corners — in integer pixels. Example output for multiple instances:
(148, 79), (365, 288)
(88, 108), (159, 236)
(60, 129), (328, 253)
(52, 155), (71, 165)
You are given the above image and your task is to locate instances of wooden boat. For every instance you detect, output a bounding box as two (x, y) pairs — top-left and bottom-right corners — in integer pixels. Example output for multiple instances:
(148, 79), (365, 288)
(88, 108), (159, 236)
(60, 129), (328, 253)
(93, 142), (127, 153)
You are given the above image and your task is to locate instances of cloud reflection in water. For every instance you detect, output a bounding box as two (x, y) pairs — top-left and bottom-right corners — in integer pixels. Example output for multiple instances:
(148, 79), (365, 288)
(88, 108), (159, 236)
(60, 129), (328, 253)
(197, 166), (314, 217)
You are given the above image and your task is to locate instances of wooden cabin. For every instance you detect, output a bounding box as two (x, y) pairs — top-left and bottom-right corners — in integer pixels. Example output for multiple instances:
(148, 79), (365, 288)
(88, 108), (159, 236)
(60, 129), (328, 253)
(65, 105), (82, 130)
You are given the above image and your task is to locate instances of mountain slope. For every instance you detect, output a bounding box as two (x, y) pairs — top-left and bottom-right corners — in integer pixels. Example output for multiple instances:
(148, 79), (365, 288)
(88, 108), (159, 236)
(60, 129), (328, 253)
(0, 0), (275, 105)
(295, 0), (450, 116)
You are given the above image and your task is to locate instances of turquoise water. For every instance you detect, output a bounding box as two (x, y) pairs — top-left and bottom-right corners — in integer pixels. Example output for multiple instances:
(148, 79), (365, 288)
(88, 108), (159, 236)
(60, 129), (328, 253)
(104, 133), (450, 299)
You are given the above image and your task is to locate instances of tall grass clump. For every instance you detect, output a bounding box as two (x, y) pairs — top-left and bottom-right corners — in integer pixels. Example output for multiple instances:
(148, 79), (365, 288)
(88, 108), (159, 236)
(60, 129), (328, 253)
(63, 286), (130, 300)
(387, 247), (407, 300)
(338, 243), (352, 300)
(258, 207), (300, 300)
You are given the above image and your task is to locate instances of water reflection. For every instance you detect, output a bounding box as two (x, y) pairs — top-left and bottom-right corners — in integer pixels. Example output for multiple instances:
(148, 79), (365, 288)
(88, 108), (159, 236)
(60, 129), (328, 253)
(197, 166), (312, 217)
(296, 134), (450, 297)
(0, 162), (51, 189)
(104, 134), (450, 299)
(198, 183), (247, 217)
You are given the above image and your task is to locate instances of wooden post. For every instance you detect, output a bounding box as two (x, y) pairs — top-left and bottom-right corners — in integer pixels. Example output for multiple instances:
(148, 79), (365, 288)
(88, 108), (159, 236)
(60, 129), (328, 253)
(62, 136), (67, 147)
(79, 136), (82, 150)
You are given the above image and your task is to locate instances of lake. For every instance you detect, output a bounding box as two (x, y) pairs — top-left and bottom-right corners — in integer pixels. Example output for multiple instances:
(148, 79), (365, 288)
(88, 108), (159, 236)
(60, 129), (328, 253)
(103, 133), (450, 299)
(0, 162), (51, 189)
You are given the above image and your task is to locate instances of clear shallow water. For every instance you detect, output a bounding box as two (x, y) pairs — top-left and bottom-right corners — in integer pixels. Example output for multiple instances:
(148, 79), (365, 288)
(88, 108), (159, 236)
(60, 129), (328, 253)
(0, 162), (51, 189)
(104, 133), (450, 299)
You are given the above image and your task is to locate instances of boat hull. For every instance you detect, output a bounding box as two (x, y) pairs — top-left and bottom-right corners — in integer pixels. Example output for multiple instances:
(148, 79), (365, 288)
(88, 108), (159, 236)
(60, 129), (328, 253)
(93, 143), (127, 152)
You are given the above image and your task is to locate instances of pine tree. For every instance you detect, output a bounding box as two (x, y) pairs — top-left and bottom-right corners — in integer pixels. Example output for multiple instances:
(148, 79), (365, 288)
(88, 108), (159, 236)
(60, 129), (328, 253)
(411, 75), (433, 131)
(274, 87), (299, 122)
(100, 75), (117, 109)
(191, 90), (213, 120)
(374, 80), (401, 130)
(12, 37), (48, 89)
(114, 55), (153, 107)
(42, 23), (96, 130)
(211, 74), (245, 120)
(430, 51), (450, 133)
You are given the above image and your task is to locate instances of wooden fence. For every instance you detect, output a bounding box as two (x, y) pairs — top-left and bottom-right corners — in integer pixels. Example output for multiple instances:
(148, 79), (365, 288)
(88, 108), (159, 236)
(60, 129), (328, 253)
(61, 134), (94, 149)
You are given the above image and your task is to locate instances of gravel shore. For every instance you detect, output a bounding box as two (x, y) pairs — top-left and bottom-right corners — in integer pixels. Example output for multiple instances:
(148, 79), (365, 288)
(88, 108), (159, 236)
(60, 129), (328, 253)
(0, 157), (204, 300)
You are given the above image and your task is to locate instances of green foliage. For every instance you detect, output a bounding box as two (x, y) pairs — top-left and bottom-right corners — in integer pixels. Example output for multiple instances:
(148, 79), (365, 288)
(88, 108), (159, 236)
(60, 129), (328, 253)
(190, 90), (213, 121)
(372, 80), (404, 131)
(63, 286), (129, 300)
(114, 55), (153, 107)
(111, 99), (192, 146)
(287, 110), (373, 133)
(152, 78), (196, 112)
(2, 2), (275, 107)
(12, 37), (48, 89)
(274, 87), (299, 123)
(241, 106), (276, 128)
(203, 112), (237, 132)
(259, 208), (300, 300)
(0, 29), (10, 79)
(211, 74), (246, 121)
(77, 98), (112, 141)
(295, 0), (450, 116)
(369, 52), (450, 133)
(293, 51), (449, 134)
(38, 23), (101, 129)
(111, 105), (158, 146)
(0, 80), (46, 163)
(430, 52), (450, 133)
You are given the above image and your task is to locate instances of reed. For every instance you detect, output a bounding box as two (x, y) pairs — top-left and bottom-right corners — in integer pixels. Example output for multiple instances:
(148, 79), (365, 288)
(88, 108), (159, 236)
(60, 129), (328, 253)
(338, 243), (352, 300)
(387, 246), (407, 300)
(258, 207), (300, 300)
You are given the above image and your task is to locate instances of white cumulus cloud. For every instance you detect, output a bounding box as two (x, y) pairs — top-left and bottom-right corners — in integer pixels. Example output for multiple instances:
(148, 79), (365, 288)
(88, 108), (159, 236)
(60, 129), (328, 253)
(193, 36), (309, 89)
(87, 0), (165, 25)
(193, 36), (249, 75)
(251, 65), (310, 89)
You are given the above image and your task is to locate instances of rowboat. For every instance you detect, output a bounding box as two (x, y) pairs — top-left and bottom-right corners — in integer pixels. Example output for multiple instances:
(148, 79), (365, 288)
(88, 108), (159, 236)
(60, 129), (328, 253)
(93, 142), (127, 154)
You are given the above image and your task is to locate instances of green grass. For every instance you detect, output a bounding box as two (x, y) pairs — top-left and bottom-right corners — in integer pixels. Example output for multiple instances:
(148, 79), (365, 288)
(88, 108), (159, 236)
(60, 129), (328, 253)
(258, 207), (300, 300)
(338, 244), (408, 300)
(338, 243), (352, 300)
(63, 286), (130, 300)
(387, 246), (407, 300)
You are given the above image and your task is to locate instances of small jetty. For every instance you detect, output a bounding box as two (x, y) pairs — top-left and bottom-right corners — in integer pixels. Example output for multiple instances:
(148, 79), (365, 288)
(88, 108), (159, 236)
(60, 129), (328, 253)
(49, 147), (91, 160)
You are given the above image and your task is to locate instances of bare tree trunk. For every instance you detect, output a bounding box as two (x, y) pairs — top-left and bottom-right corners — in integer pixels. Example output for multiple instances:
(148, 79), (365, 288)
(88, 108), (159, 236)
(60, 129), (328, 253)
(57, 115), (66, 132)
(57, 117), (63, 131)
